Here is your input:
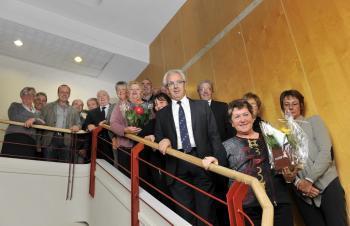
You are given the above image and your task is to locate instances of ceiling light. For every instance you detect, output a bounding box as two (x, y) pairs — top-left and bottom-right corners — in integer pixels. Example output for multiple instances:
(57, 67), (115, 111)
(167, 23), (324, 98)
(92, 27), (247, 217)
(74, 56), (83, 63)
(14, 39), (23, 47)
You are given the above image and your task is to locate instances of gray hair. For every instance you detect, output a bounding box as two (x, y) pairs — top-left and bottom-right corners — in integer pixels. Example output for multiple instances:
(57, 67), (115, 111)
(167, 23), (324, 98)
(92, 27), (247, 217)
(20, 87), (36, 97)
(115, 81), (127, 90)
(162, 69), (186, 86)
(197, 80), (214, 93)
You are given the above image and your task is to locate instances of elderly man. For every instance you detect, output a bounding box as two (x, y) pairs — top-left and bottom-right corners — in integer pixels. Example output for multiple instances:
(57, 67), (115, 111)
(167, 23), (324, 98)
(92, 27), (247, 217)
(83, 90), (115, 164)
(197, 80), (233, 141)
(141, 79), (154, 102)
(40, 84), (80, 162)
(155, 69), (226, 226)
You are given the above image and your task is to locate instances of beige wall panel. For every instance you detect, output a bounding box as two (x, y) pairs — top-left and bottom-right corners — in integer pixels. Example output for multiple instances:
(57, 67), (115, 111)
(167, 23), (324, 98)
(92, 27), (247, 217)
(148, 35), (165, 87)
(211, 25), (252, 103)
(186, 52), (214, 99)
(241, 0), (313, 124)
(180, 0), (252, 63)
(282, 0), (350, 210)
(161, 13), (186, 71)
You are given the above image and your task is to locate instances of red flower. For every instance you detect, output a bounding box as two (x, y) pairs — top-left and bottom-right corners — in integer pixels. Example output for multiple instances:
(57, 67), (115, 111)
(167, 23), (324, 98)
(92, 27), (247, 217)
(134, 106), (144, 115)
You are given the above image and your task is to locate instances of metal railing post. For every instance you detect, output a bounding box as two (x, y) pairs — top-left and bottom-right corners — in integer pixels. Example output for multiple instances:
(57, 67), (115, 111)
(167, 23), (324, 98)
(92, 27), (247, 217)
(89, 126), (103, 197)
(131, 143), (144, 226)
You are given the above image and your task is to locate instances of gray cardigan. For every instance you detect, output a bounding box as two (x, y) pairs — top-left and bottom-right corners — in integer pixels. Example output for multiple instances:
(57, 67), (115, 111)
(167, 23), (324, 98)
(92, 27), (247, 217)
(297, 115), (338, 206)
(6, 102), (41, 138)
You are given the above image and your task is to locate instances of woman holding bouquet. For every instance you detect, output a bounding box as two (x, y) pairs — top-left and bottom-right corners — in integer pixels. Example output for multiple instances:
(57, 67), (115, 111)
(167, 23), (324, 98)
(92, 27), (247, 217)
(110, 81), (151, 175)
(280, 89), (347, 226)
(204, 99), (293, 226)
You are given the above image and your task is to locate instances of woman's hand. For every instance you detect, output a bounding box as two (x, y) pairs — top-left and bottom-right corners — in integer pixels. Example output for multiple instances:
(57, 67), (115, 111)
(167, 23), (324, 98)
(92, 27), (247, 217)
(202, 156), (218, 170)
(124, 126), (142, 134)
(24, 118), (35, 128)
(282, 167), (298, 183)
(297, 179), (320, 198)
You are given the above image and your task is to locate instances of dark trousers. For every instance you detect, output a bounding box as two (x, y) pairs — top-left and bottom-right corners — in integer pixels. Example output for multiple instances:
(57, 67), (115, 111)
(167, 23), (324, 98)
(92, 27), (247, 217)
(43, 134), (70, 162)
(294, 177), (348, 226)
(244, 203), (293, 226)
(169, 157), (216, 226)
(1, 133), (36, 158)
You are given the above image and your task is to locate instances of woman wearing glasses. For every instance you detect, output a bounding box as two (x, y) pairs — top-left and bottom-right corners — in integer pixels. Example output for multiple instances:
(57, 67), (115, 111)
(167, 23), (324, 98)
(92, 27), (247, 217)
(280, 89), (347, 226)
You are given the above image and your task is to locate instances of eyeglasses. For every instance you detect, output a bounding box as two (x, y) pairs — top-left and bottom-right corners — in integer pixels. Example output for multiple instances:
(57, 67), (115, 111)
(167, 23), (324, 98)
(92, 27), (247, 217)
(167, 80), (185, 89)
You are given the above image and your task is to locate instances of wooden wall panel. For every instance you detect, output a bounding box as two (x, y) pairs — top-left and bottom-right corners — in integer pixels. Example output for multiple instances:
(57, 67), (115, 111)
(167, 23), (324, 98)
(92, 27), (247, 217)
(211, 25), (252, 103)
(186, 51), (214, 98)
(282, 0), (350, 205)
(180, 0), (252, 63)
(161, 12), (186, 71)
(241, 0), (314, 124)
(148, 35), (165, 88)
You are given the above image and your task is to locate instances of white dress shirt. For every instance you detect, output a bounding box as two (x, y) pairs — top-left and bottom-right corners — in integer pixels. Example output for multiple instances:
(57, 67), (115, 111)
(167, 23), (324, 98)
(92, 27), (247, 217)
(100, 104), (110, 119)
(171, 96), (196, 149)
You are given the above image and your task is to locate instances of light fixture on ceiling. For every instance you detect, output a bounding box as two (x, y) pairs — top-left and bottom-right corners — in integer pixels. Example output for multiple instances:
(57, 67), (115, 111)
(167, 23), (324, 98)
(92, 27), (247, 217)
(74, 56), (83, 63)
(13, 39), (23, 47)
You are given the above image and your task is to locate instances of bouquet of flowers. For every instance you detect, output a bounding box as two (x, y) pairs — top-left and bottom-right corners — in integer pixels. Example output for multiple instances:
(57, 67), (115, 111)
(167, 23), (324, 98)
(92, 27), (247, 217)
(260, 115), (308, 173)
(124, 104), (151, 128)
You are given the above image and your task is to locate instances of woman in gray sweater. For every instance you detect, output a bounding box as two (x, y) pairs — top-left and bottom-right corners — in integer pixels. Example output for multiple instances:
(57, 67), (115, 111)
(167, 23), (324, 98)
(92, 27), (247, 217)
(280, 89), (347, 226)
(1, 87), (44, 158)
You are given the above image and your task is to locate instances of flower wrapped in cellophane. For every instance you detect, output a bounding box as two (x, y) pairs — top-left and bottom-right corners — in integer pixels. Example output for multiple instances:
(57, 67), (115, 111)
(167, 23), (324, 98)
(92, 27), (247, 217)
(260, 115), (308, 173)
(124, 104), (151, 128)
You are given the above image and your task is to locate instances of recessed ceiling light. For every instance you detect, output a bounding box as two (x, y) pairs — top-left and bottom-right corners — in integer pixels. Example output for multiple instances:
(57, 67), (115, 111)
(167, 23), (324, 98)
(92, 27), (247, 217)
(14, 39), (23, 47)
(74, 56), (83, 63)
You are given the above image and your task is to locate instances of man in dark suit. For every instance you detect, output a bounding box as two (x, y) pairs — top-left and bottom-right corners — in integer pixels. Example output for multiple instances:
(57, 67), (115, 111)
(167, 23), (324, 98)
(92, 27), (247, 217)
(83, 90), (115, 164)
(155, 69), (226, 226)
(197, 80), (234, 141)
(197, 80), (232, 226)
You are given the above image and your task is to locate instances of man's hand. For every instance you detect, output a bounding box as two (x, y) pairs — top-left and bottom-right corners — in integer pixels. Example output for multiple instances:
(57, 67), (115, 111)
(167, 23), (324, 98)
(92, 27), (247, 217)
(124, 126), (142, 134)
(202, 156), (218, 170)
(297, 179), (320, 198)
(98, 120), (107, 126)
(144, 135), (155, 142)
(70, 125), (80, 132)
(158, 138), (171, 155)
(24, 118), (35, 128)
(87, 124), (96, 131)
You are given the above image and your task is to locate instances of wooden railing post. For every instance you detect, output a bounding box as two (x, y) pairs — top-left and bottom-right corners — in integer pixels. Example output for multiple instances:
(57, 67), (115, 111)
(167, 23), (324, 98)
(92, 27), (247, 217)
(89, 126), (103, 197)
(131, 143), (144, 226)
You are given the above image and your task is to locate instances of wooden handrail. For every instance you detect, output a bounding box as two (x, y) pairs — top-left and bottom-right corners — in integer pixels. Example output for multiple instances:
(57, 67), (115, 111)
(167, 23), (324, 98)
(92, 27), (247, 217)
(0, 119), (87, 134)
(101, 124), (274, 226)
(0, 119), (273, 226)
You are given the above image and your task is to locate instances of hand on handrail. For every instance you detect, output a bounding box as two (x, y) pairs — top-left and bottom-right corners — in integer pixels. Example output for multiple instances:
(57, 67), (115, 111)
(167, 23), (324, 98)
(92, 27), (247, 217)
(24, 118), (36, 128)
(70, 125), (80, 132)
(158, 138), (171, 155)
(202, 156), (218, 170)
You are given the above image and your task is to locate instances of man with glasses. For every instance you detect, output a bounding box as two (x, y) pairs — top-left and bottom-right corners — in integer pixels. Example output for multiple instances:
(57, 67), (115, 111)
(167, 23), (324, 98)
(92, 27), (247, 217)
(155, 69), (226, 226)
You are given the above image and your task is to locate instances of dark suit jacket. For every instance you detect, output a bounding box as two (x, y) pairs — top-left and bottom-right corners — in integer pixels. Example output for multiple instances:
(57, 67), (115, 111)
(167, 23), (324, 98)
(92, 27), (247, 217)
(83, 104), (115, 130)
(155, 99), (227, 184)
(210, 100), (234, 141)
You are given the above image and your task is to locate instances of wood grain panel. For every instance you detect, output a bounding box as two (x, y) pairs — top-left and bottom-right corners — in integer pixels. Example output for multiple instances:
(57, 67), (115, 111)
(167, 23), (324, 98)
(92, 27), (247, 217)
(186, 51), (214, 99)
(211, 25), (252, 103)
(241, 0), (313, 124)
(161, 11), (186, 71)
(282, 0), (350, 212)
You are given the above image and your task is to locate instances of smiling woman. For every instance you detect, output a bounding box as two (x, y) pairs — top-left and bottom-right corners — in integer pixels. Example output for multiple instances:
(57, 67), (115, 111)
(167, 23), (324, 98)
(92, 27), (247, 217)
(222, 99), (293, 226)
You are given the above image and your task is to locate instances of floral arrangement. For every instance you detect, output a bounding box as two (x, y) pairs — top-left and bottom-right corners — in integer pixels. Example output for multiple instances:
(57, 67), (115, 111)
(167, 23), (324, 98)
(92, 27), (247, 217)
(260, 115), (308, 173)
(124, 104), (151, 128)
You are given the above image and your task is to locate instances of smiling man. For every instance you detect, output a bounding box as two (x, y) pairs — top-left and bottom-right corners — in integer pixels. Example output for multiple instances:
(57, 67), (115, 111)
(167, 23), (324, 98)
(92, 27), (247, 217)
(155, 69), (226, 226)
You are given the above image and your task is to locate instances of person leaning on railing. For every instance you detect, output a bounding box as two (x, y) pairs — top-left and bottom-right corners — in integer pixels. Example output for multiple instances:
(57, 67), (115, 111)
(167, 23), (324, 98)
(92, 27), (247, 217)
(1, 87), (45, 158)
(204, 99), (294, 226)
(280, 89), (348, 226)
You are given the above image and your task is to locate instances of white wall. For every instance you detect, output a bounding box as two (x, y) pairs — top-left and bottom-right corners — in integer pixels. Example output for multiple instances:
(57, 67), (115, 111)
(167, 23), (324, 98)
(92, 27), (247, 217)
(0, 54), (117, 120)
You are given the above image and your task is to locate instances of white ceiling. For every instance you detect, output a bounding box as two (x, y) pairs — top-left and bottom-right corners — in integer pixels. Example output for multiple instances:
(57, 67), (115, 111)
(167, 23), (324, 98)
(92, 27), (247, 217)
(0, 0), (186, 82)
